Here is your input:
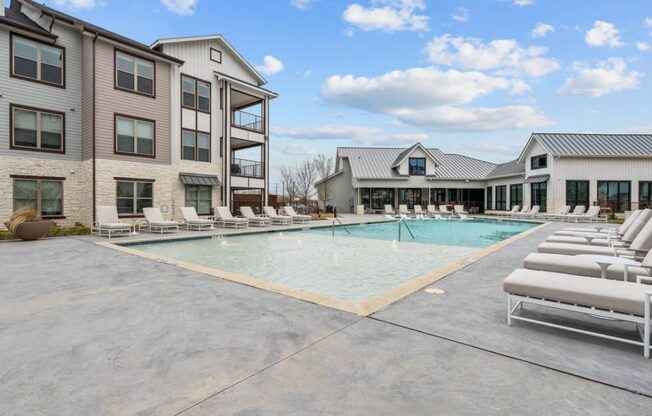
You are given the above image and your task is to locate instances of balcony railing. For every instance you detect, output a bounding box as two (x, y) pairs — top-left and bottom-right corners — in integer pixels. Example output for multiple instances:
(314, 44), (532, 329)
(232, 110), (264, 133)
(231, 158), (263, 178)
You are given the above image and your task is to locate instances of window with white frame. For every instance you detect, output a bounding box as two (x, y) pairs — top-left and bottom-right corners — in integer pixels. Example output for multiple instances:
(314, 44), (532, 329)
(115, 50), (154, 96)
(115, 115), (155, 156)
(11, 105), (64, 152)
(12, 34), (64, 86)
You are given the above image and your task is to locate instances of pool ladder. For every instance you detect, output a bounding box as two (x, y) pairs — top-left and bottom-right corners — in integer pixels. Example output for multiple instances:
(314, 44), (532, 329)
(398, 218), (415, 242)
(332, 218), (351, 236)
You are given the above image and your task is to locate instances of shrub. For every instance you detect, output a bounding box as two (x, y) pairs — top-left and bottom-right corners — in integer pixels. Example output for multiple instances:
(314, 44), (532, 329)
(6, 206), (41, 233)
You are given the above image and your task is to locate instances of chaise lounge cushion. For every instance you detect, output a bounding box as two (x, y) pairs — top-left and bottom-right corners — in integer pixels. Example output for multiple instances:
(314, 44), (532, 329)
(99, 222), (132, 229)
(523, 253), (650, 282)
(503, 269), (650, 316)
(537, 242), (624, 256)
(544, 235), (617, 246)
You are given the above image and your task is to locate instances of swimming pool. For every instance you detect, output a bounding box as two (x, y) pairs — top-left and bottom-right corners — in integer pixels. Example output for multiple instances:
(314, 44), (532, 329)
(124, 218), (539, 313)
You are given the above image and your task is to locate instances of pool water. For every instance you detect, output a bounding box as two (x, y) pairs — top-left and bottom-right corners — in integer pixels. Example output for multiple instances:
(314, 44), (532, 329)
(128, 219), (537, 303)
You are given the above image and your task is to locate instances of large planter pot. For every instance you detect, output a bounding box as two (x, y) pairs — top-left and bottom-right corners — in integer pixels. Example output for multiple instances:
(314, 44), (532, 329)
(13, 220), (54, 241)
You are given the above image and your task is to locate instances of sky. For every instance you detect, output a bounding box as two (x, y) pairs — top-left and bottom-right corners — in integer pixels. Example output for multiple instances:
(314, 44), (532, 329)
(47, 0), (652, 190)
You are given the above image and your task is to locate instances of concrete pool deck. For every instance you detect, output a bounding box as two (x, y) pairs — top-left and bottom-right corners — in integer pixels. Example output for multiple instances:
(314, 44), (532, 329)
(1, 220), (651, 415)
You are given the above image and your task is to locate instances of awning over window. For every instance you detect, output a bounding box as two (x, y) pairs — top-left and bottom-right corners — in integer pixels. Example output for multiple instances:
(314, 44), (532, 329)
(179, 173), (221, 186)
(523, 174), (549, 184)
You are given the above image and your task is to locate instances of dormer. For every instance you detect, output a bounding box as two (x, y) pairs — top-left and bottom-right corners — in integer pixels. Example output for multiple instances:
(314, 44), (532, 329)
(391, 142), (439, 177)
(517, 134), (552, 177)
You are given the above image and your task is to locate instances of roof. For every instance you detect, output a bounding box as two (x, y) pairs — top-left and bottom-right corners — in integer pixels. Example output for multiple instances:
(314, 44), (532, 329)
(18, 0), (183, 64)
(337, 147), (495, 180)
(486, 159), (525, 178)
(524, 133), (652, 159)
(390, 142), (438, 169)
(179, 173), (221, 186)
(1, 4), (56, 38)
(152, 34), (266, 85)
(523, 174), (549, 184)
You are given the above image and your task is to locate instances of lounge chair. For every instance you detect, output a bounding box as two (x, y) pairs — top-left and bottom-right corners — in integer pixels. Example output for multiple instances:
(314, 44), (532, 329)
(426, 205), (441, 219)
(520, 205), (540, 219)
(537, 217), (652, 259)
(240, 206), (271, 227)
(523, 249), (652, 282)
(263, 206), (292, 225)
(384, 205), (396, 217)
(283, 206), (311, 223)
(545, 209), (652, 247)
(561, 209), (640, 236)
(454, 205), (468, 218)
(214, 206), (248, 229)
(414, 205), (425, 218)
(91, 206), (133, 238)
(180, 207), (214, 231)
(500, 205), (519, 218)
(141, 207), (179, 234)
(512, 205), (530, 218)
(398, 204), (411, 217)
(504, 268), (651, 357)
(438, 205), (453, 219)
(566, 205), (602, 223)
(540, 205), (570, 221)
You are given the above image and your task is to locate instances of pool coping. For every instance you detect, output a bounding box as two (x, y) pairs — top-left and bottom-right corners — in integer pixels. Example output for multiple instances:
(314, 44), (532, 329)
(96, 219), (551, 316)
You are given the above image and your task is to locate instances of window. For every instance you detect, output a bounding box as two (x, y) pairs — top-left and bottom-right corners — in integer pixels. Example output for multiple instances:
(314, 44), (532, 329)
(182, 75), (210, 112)
(398, 188), (422, 209)
(13, 178), (64, 217)
(11, 34), (64, 87)
(640, 182), (652, 209)
(369, 188), (395, 210)
(115, 50), (154, 96)
(186, 185), (212, 214)
(116, 180), (153, 215)
(408, 158), (426, 175)
(210, 48), (222, 64)
(495, 186), (507, 210)
(531, 182), (547, 212)
(486, 187), (493, 210)
(530, 154), (547, 170)
(115, 115), (155, 157)
(566, 181), (590, 211)
(430, 188), (446, 204)
(11, 105), (64, 152)
(510, 184), (523, 209)
(182, 129), (210, 162)
(597, 181), (630, 213)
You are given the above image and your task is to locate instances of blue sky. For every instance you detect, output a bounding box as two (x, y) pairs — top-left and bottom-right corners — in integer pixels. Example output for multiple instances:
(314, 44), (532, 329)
(49, 0), (651, 188)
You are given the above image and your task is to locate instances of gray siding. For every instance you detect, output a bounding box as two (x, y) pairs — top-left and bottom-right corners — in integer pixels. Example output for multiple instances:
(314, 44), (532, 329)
(0, 21), (83, 161)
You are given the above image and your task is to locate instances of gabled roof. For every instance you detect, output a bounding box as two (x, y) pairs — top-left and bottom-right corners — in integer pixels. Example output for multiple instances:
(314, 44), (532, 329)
(337, 146), (495, 180)
(151, 34), (267, 86)
(18, 0), (183, 64)
(518, 133), (652, 161)
(390, 142), (439, 169)
(486, 159), (525, 178)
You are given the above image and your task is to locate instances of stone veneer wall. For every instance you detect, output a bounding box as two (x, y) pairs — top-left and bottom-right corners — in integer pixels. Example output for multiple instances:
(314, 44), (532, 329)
(0, 155), (88, 229)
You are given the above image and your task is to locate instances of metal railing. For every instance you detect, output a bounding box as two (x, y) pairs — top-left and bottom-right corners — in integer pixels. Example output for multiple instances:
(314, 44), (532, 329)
(398, 218), (415, 242)
(232, 110), (264, 133)
(231, 158), (263, 178)
(332, 217), (351, 236)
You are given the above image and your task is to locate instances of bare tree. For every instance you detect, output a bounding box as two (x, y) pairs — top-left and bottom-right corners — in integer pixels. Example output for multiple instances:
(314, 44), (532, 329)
(294, 159), (318, 207)
(314, 153), (335, 207)
(278, 165), (298, 205)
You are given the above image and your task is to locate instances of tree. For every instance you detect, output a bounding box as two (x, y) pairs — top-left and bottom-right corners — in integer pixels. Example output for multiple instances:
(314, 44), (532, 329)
(278, 165), (298, 204)
(294, 159), (318, 206)
(314, 153), (335, 208)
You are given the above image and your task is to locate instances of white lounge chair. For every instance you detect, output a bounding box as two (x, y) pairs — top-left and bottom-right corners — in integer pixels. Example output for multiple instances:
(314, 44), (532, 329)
(560, 209), (640, 236)
(521, 205), (540, 219)
(540, 206), (571, 221)
(283, 206), (311, 223)
(384, 205), (396, 217)
(141, 208), (179, 234)
(214, 206), (248, 229)
(454, 205), (468, 217)
(91, 206), (133, 238)
(426, 205), (440, 219)
(240, 206), (271, 227)
(566, 205), (602, 223)
(512, 205), (530, 218)
(398, 204), (411, 217)
(263, 206), (292, 225)
(414, 205), (425, 218)
(438, 205), (454, 219)
(500, 205), (519, 218)
(180, 207), (214, 231)
(504, 268), (651, 357)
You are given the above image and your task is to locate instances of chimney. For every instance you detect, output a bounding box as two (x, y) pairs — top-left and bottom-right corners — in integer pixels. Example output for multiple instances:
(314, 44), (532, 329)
(0, 0), (5, 17)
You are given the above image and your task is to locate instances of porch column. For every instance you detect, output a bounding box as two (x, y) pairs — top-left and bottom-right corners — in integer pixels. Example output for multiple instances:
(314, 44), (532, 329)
(223, 81), (232, 209)
(263, 95), (270, 206)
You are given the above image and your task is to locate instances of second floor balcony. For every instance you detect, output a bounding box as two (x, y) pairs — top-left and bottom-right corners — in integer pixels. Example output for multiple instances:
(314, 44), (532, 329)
(232, 110), (264, 133)
(231, 158), (263, 178)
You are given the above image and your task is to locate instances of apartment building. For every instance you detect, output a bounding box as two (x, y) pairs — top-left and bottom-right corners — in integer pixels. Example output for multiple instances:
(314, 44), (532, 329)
(316, 133), (652, 217)
(0, 0), (275, 228)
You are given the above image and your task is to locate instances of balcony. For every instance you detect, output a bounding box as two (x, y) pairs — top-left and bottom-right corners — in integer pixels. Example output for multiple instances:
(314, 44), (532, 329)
(232, 110), (264, 133)
(231, 158), (263, 178)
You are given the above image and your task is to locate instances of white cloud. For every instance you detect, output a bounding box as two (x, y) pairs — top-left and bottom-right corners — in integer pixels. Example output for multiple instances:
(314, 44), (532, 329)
(160, 0), (198, 16)
(531, 22), (554, 38)
(424, 34), (560, 78)
(290, 0), (317, 10)
(272, 124), (425, 145)
(451, 7), (468, 23)
(644, 18), (652, 27)
(321, 67), (552, 132)
(585, 21), (624, 48)
(255, 55), (284, 75)
(52, 0), (96, 8)
(627, 126), (652, 134)
(636, 42), (650, 51)
(558, 58), (640, 97)
(514, 0), (534, 6)
(276, 142), (317, 157)
(343, 0), (430, 33)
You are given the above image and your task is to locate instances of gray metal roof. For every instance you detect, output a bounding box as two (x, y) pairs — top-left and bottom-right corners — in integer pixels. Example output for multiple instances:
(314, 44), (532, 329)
(486, 160), (525, 178)
(531, 133), (652, 157)
(179, 173), (221, 186)
(337, 147), (495, 180)
(523, 174), (549, 184)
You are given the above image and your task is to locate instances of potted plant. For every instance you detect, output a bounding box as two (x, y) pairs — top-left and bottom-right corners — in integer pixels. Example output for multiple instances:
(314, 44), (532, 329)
(5, 207), (54, 241)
